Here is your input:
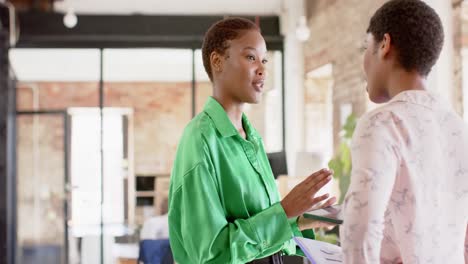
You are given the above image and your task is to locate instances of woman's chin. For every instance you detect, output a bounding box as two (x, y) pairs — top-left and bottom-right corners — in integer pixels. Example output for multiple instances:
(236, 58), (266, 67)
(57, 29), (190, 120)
(369, 94), (389, 104)
(244, 92), (262, 104)
(251, 95), (262, 104)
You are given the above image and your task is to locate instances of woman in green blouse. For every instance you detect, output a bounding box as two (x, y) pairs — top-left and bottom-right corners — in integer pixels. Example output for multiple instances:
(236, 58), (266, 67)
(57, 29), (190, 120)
(168, 17), (336, 264)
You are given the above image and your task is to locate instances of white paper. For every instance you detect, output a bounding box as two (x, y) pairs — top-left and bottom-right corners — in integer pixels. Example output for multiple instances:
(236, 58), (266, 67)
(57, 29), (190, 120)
(294, 237), (342, 264)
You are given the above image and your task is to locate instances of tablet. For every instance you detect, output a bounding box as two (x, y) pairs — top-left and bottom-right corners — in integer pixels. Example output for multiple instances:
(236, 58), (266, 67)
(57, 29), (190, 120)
(303, 205), (343, 225)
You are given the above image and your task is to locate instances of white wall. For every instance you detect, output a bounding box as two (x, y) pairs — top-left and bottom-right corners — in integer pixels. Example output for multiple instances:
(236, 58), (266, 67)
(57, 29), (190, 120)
(424, 0), (456, 106)
(280, 0), (306, 176)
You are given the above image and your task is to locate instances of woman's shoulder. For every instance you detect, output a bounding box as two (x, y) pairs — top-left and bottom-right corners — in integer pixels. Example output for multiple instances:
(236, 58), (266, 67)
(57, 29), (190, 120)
(183, 111), (219, 140)
(172, 113), (218, 178)
(353, 105), (405, 144)
(357, 106), (397, 128)
(171, 128), (209, 193)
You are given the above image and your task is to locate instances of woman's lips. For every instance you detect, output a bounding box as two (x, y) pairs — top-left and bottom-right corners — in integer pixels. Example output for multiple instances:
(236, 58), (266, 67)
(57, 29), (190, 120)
(253, 79), (265, 92)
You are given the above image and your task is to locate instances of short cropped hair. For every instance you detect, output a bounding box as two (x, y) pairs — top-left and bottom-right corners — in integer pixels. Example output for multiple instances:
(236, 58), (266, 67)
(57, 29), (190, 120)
(201, 17), (259, 81)
(367, 0), (444, 76)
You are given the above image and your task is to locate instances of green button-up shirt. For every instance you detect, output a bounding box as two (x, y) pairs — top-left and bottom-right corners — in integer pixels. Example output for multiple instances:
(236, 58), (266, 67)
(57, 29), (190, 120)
(168, 97), (313, 264)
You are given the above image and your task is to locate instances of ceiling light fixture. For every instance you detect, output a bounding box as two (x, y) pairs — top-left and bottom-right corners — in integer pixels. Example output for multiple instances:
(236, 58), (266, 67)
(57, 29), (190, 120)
(63, 7), (77, 28)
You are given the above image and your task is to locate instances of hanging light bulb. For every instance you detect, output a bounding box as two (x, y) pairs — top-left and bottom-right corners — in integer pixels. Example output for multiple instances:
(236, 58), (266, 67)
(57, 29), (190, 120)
(295, 15), (310, 42)
(63, 8), (78, 28)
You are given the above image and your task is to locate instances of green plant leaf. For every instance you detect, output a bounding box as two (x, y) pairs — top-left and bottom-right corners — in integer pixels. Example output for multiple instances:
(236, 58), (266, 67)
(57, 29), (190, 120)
(340, 143), (351, 174)
(339, 173), (351, 204)
(343, 114), (357, 139)
(328, 112), (356, 204)
(328, 157), (343, 180)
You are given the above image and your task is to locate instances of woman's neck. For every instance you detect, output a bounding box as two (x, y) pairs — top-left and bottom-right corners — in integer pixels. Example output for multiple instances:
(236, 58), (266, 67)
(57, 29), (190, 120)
(386, 69), (426, 99)
(212, 93), (245, 137)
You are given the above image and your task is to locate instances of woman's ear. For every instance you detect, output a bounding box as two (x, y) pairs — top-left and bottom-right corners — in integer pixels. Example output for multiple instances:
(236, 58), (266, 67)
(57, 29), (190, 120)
(210, 51), (224, 74)
(379, 33), (392, 59)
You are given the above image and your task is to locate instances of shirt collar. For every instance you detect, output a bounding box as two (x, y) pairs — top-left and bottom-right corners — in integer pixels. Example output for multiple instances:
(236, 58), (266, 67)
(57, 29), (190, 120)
(389, 90), (444, 109)
(203, 97), (238, 138)
(203, 97), (260, 140)
(241, 113), (261, 143)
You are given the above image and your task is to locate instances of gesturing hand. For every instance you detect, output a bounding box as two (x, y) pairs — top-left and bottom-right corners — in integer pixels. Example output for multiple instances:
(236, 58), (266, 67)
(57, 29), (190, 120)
(280, 168), (335, 218)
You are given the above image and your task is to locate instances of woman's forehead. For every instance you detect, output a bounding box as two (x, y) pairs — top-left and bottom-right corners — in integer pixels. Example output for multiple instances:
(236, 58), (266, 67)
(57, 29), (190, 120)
(228, 31), (267, 53)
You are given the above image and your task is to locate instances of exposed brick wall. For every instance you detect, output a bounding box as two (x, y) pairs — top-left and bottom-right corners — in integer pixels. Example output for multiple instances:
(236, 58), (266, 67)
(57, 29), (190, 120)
(303, 0), (387, 150)
(304, 0), (465, 150)
(104, 82), (192, 175)
(18, 82), (193, 176)
(16, 82), (194, 243)
(195, 82), (213, 114)
(17, 82), (100, 110)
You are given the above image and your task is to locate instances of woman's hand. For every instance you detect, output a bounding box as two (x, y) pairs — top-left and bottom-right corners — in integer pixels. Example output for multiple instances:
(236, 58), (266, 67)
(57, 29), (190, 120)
(307, 195), (337, 212)
(280, 168), (335, 218)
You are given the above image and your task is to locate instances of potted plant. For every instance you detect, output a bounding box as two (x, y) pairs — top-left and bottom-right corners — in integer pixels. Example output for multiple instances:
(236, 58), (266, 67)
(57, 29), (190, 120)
(315, 113), (357, 245)
(328, 113), (357, 204)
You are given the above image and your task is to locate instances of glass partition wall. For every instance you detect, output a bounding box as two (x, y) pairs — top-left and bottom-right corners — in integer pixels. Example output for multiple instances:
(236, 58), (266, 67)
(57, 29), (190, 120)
(10, 47), (284, 264)
(12, 48), (101, 264)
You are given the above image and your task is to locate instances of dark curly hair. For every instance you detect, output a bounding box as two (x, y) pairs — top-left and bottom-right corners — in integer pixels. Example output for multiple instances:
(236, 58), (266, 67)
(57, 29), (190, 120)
(202, 17), (260, 81)
(367, 0), (444, 76)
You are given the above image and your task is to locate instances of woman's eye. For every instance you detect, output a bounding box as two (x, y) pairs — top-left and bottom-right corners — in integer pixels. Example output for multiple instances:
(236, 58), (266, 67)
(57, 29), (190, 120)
(247, 55), (255, 61)
(262, 59), (268, 64)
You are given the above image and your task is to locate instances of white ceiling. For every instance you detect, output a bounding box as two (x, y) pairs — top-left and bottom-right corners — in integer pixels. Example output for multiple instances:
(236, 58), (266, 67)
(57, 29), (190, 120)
(54, 0), (283, 15)
(11, 1), (292, 82)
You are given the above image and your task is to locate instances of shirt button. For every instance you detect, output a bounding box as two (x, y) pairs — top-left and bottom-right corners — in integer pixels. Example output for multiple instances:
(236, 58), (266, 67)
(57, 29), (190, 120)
(262, 241), (268, 247)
